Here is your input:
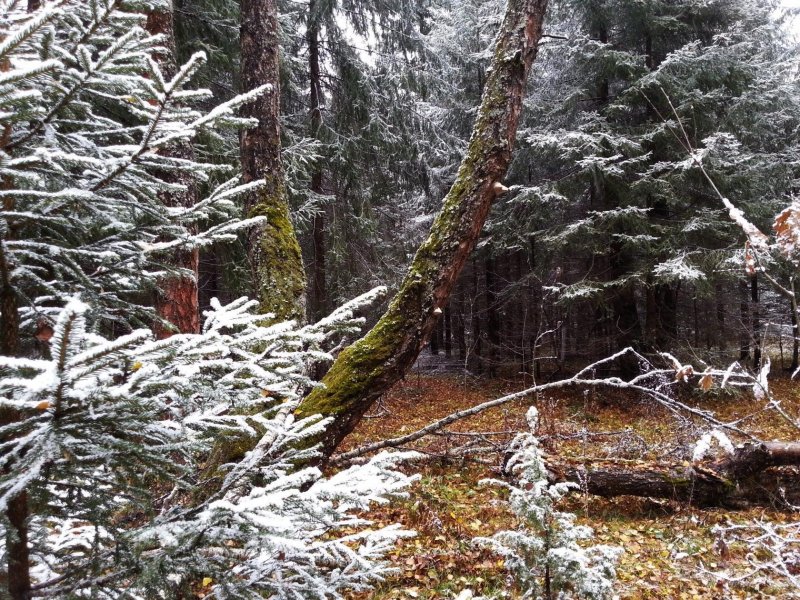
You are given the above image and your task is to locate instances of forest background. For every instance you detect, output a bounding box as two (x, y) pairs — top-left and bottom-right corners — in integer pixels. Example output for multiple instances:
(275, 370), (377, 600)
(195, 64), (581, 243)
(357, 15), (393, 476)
(2, 0), (800, 598)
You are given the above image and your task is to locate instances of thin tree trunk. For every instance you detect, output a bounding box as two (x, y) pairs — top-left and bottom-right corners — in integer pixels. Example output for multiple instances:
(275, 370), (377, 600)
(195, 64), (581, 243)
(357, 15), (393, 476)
(444, 304), (452, 358)
(430, 319), (440, 355)
(1, 12), (29, 595)
(471, 257), (483, 374)
(454, 284), (466, 361)
(308, 2), (327, 321)
(791, 295), (799, 373)
(240, 0), (306, 322)
(297, 0), (550, 460)
(739, 279), (750, 361)
(751, 273), (761, 368)
(486, 252), (499, 377)
(0, 244), (29, 600)
(147, 2), (200, 338)
(716, 281), (725, 350)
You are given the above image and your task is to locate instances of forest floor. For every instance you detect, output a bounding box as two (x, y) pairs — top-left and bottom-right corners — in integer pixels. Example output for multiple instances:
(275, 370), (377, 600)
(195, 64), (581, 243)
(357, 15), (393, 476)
(339, 371), (800, 599)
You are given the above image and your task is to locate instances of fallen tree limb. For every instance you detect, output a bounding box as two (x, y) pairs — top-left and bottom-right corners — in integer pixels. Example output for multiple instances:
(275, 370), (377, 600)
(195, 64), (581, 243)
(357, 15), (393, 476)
(332, 348), (756, 465)
(549, 442), (800, 509)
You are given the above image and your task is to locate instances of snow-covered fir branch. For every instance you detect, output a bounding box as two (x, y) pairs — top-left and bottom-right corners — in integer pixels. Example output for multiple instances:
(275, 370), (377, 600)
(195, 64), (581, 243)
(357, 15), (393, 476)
(2, 295), (416, 598)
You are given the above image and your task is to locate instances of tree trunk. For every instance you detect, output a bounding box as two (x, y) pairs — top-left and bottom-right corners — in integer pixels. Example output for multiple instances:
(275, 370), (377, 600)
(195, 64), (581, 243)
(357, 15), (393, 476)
(548, 442), (800, 508)
(1, 244), (29, 599)
(308, 2), (327, 321)
(791, 297), (799, 372)
(454, 285), (466, 361)
(715, 281), (725, 350)
(147, 3), (200, 338)
(739, 279), (750, 361)
(430, 318), (440, 355)
(240, 0), (306, 322)
(1, 11), (30, 594)
(444, 304), (452, 358)
(470, 257), (483, 373)
(296, 0), (550, 460)
(485, 252), (500, 377)
(751, 273), (761, 368)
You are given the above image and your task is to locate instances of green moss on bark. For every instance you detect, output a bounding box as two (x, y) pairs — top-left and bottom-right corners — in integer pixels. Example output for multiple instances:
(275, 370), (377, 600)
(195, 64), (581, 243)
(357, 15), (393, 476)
(248, 174), (306, 324)
(296, 0), (548, 460)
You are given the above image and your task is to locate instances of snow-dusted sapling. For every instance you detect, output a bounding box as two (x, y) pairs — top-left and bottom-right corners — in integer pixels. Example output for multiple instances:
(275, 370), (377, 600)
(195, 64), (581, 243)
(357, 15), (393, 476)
(1, 293), (417, 598)
(477, 407), (621, 600)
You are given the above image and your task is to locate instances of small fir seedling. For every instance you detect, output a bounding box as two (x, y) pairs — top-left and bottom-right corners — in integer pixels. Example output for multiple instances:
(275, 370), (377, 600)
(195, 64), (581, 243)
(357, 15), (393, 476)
(476, 407), (622, 600)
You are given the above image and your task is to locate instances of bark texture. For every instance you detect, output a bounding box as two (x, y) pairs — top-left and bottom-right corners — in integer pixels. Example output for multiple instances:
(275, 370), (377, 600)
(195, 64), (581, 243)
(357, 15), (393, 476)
(308, 3), (328, 321)
(548, 442), (800, 508)
(1, 18), (29, 599)
(240, 0), (306, 323)
(297, 0), (550, 460)
(146, 4), (200, 337)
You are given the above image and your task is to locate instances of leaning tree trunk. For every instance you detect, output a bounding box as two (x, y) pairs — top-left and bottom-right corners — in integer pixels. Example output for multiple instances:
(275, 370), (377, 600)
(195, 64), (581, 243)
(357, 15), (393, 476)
(297, 0), (550, 460)
(147, 2), (200, 337)
(240, 0), (306, 322)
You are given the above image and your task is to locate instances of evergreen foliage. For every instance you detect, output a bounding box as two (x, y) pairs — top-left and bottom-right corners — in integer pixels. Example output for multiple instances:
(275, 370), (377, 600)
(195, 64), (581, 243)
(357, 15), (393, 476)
(477, 407), (621, 600)
(0, 0), (264, 334)
(278, 0), (432, 310)
(1, 293), (416, 597)
(0, 2), (416, 596)
(503, 0), (798, 351)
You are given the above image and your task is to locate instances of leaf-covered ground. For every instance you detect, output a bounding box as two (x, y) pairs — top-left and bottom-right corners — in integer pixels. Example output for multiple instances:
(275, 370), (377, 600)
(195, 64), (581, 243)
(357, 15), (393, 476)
(340, 373), (800, 599)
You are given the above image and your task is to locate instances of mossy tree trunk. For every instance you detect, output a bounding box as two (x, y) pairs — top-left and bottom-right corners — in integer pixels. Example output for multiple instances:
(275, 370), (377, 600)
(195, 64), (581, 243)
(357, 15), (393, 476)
(147, 2), (201, 337)
(297, 0), (550, 460)
(240, 0), (306, 323)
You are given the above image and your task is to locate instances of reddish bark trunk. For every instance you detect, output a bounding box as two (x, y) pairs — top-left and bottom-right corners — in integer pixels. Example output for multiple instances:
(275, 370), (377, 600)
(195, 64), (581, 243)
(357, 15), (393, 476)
(146, 5), (200, 337)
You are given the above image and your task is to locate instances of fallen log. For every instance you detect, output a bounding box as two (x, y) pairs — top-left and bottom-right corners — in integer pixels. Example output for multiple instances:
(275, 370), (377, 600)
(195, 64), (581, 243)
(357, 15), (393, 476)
(548, 442), (800, 509)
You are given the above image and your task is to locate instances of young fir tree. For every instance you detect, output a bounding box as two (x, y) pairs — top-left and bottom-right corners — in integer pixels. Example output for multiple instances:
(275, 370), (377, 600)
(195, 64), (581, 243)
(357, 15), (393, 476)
(477, 407), (621, 600)
(0, 1), (416, 596)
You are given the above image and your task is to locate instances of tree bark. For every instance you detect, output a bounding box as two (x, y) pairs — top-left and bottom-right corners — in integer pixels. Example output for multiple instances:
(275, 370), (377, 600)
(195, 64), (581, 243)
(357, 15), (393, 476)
(444, 304), (452, 358)
(1, 12), (29, 596)
(454, 285), (466, 361)
(548, 442), (800, 508)
(470, 257), (483, 373)
(240, 0), (306, 322)
(297, 0), (550, 460)
(739, 278), (750, 360)
(485, 252), (500, 377)
(147, 2), (200, 338)
(308, 2), (327, 321)
(0, 247), (29, 599)
(791, 297), (799, 372)
(751, 273), (761, 368)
